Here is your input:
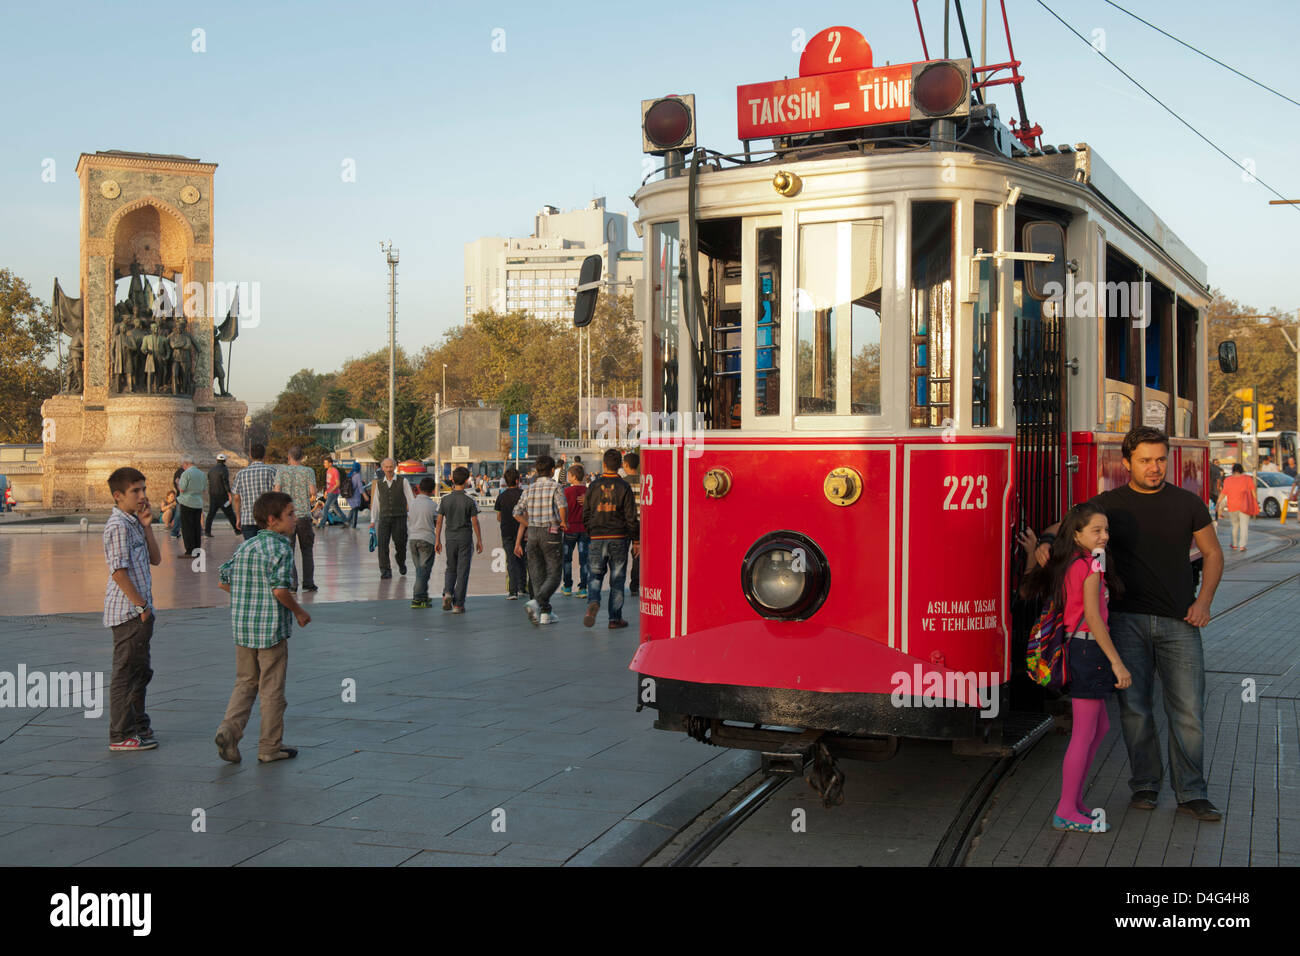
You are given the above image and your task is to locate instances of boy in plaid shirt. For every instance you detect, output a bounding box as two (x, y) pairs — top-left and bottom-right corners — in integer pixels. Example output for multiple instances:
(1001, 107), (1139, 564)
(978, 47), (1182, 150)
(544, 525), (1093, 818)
(214, 491), (311, 764)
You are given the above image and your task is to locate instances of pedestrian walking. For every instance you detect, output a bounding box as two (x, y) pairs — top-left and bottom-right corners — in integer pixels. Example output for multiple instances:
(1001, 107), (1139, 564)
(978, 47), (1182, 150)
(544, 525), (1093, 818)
(169, 465), (184, 540)
(273, 445), (318, 592)
(230, 443), (278, 542)
(369, 457), (414, 579)
(1217, 464), (1257, 552)
(437, 466), (482, 613)
(513, 455), (566, 625)
(622, 451), (642, 595)
(1088, 426), (1224, 822)
(103, 467), (162, 752)
(561, 464), (589, 598)
(496, 467), (527, 599)
(345, 462), (364, 527)
(582, 448), (639, 629)
(214, 490), (309, 764)
(1019, 502), (1131, 832)
(176, 453), (207, 558)
(322, 456), (347, 526)
(204, 453), (239, 537)
(408, 477), (439, 608)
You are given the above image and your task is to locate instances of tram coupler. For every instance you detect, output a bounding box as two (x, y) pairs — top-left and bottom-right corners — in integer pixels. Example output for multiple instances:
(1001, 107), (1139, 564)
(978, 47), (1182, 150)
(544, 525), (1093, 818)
(761, 751), (806, 776)
(806, 741), (845, 808)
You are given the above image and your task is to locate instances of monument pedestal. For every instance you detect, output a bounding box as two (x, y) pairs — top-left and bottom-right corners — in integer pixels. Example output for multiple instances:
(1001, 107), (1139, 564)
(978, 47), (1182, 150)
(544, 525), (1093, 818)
(41, 394), (247, 511)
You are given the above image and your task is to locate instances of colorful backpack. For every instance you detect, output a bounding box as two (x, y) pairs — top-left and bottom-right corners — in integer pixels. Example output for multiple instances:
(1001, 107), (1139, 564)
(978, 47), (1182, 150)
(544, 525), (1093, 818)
(1026, 557), (1090, 691)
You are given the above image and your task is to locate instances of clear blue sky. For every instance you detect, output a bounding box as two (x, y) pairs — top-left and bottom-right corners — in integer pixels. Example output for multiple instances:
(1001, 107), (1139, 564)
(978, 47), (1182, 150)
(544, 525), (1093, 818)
(3, 0), (1297, 409)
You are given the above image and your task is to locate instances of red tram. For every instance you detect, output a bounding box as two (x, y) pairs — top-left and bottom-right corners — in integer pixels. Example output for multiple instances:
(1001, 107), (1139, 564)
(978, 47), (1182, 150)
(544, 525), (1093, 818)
(609, 23), (1220, 797)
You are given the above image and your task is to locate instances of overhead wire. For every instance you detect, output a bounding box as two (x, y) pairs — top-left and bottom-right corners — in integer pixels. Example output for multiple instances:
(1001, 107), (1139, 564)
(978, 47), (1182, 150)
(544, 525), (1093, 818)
(1102, 0), (1300, 109)
(1035, 0), (1300, 212)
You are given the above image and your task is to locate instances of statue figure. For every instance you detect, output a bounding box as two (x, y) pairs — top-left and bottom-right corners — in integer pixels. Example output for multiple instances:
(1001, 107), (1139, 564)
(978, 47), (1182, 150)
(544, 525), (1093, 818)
(66, 330), (84, 393)
(142, 322), (169, 394)
(111, 317), (132, 392)
(212, 328), (229, 397)
(126, 313), (148, 393)
(168, 318), (194, 395)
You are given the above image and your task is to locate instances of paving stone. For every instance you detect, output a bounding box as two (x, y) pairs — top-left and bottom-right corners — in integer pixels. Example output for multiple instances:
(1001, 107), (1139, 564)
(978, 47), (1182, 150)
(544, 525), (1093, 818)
(238, 839), (420, 866)
(77, 829), (283, 866)
(0, 823), (152, 865)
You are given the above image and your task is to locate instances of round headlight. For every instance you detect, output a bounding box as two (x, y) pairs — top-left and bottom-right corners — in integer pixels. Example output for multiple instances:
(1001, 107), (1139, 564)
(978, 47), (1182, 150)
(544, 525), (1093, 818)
(741, 531), (830, 621)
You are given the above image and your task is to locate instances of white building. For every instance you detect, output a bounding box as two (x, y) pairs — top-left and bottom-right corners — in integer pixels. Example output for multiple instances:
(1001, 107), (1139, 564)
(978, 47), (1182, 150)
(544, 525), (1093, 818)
(464, 198), (640, 323)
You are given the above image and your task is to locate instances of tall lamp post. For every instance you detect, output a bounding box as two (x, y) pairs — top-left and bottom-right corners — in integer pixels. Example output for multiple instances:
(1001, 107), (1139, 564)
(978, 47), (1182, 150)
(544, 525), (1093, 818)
(382, 241), (400, 463)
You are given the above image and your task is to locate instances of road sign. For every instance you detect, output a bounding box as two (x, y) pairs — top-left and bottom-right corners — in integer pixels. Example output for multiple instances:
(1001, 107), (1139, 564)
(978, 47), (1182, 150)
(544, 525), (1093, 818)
(451, 445), (469, 459)
(509, 414), (529, 458)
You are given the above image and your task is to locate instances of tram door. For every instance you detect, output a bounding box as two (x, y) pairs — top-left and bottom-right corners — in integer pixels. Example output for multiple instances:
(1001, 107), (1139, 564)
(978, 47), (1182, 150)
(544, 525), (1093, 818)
(1009, 211), (1067, 709)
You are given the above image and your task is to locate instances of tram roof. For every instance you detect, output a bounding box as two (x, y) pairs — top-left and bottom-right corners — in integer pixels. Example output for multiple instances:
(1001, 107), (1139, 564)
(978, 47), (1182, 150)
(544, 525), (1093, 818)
(1015, 144), (1207, 290)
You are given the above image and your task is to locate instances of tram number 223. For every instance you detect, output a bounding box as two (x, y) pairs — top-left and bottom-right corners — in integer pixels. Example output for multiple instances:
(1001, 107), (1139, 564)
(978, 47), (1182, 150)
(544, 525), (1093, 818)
(942, 475), (988, 511)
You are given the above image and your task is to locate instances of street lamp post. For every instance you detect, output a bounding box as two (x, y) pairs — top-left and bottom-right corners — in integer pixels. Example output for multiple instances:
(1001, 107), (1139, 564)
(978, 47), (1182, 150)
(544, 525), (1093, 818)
(382, 241), (400, 463)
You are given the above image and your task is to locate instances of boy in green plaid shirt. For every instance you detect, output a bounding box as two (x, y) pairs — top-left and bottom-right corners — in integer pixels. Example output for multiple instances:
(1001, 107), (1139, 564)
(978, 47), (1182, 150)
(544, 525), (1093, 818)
(214, 491), (311, 764)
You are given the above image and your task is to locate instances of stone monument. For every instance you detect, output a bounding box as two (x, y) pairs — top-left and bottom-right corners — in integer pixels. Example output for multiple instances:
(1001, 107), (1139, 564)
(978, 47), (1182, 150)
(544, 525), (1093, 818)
(40, 150), (248, 510)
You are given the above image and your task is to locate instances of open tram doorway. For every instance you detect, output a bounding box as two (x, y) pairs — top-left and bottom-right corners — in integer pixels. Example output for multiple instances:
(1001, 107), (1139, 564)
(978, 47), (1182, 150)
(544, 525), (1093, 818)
(1009, 201), (1071, 713)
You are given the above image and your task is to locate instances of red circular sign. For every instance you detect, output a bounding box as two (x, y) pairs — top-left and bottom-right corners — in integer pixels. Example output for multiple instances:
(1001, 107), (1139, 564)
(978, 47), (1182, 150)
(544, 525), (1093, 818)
(799, 26), (872, 77)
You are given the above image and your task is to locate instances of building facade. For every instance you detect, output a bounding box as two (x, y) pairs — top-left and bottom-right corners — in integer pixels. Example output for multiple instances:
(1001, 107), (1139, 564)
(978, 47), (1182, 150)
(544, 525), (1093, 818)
(464, 198), (640, 322)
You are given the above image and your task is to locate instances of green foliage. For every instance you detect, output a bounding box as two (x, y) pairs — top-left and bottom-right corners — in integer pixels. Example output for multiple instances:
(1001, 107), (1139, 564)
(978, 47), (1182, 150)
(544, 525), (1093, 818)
(1206, 293), (1297, 432)
(372, 395), (435, 463)
(0, 269), (59, 442)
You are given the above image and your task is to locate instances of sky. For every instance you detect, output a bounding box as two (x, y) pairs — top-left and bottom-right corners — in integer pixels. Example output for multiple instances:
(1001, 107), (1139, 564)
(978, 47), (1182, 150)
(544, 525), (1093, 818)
(2, 0), (1298, 410)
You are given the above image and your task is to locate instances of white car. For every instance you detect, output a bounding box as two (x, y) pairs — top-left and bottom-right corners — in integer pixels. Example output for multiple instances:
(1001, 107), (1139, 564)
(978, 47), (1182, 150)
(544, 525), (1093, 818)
(1253, 471), (1296, 519)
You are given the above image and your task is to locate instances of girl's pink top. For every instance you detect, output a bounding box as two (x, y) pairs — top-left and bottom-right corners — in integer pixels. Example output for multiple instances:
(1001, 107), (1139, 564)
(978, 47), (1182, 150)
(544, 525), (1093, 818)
(1063, 553), (1108, 633)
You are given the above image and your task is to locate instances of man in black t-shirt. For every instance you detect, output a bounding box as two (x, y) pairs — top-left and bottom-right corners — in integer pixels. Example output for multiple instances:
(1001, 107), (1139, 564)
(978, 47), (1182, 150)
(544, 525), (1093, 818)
(495, 467), (526, 599)
(1088, 426), (1224, 822)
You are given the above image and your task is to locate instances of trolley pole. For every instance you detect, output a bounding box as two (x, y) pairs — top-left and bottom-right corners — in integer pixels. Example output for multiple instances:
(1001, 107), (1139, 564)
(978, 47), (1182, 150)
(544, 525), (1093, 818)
(383, 242), (399, 463)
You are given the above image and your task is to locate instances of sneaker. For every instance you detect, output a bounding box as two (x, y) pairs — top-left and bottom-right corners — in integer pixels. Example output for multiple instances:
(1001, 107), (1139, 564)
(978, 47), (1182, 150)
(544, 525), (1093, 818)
(451, 606), (465, 614)
(411, 598), (429, 608)
(576, 588), (588, 598)
(380, 570), (392, 579)
(442, 596), (453, 611)
(1129, 789), (1158, 810)
(108, 736), (157, 752)
(561, 586), (572, 596)
(584, 601), (599, 628)
(608, 619), (628, 629)
(214, 728), (241, 763)
(302, 584), (318, 592)
(539, 612), (558, 625)
(258, 746), (299, 763)
(506, 593), (519, 600)
(525, 599), (540, 626)
(398, 564), (408, 576)
(137, 727), (156, 742)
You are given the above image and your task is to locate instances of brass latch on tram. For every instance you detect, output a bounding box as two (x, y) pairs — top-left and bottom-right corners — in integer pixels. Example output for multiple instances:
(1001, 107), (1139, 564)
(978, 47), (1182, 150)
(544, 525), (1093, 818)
(824, 467), (862, 507)
(703, 467), (732, 498)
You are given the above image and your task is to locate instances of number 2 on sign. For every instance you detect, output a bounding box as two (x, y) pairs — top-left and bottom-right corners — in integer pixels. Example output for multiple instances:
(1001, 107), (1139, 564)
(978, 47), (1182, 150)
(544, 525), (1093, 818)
(942, 475), (988, 510)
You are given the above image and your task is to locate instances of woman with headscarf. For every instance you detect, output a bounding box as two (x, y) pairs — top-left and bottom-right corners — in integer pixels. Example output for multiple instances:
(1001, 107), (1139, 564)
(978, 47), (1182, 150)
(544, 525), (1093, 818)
(346, 461), (364, 527)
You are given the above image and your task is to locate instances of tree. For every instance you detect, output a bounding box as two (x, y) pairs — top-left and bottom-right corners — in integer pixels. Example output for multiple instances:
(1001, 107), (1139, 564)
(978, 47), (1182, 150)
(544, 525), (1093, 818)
(282, 369), (335, 410)
(265, 392), (327, 471)
(0, 270), (59, 443)
(372, 394), (435, 463)
(316, 385), (356, 423)
(247, 405), (273, 449)
(1205, 292), (1296, 433)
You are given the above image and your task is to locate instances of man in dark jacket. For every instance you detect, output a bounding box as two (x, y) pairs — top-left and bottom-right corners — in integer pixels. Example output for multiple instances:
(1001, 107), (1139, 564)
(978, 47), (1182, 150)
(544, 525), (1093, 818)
(204, 454), (238, 536)
(582, 448), (640, 629)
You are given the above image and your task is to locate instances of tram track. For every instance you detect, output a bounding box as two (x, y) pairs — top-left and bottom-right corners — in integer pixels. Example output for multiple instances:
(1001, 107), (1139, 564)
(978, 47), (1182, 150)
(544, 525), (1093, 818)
(656, 524), (1300, 867)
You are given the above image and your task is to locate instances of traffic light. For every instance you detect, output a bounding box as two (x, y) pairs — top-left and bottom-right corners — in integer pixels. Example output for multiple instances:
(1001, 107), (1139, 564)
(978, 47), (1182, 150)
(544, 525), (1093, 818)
(642, 95), (696, 155)
(1233, 387), (1255, 402)
(1242, 408), (1254, 434)
(1258, 403), (1275, 431)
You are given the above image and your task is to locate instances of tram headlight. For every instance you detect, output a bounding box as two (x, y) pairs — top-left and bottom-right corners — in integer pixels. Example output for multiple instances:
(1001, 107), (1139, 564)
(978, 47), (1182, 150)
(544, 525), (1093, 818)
(741, 532), (830, 621)
(910, 59), (972, 120)
(642, 95), (697, 154)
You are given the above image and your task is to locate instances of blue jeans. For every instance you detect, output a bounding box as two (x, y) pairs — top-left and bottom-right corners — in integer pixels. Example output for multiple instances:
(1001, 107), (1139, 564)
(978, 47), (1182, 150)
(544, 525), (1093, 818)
(324, 492), (346, 525)
(442, 533), (473, 607)
(409, 539), (436, 601)
(563, 532), (589, 590)
(1109, 611), (1208, 803)
(586, 538), (628, 622)
(242, 525), (258, 541)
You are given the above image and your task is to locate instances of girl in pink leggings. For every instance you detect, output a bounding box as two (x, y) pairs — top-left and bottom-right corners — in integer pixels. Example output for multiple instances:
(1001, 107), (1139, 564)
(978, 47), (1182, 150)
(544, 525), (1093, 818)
(1021, 503), (1132, 832)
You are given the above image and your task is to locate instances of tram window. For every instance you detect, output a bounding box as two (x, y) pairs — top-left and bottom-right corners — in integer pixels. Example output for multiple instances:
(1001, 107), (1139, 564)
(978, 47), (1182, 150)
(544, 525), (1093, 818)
(910, 201), (954, 427)
(755, 227), (782, 417)
(972, 202), (998, 427)
(1103, 246), (1142, 431)
(1144, 278), (1173, 431)
(796, 219), (884, 416)
(698, 218), (743, 429)
(1175, 298), (1198, 436)
(650, 222), (681, 426)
